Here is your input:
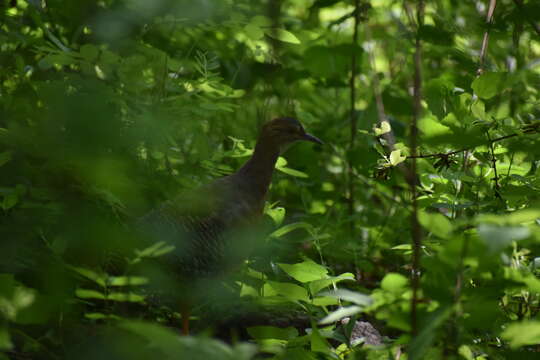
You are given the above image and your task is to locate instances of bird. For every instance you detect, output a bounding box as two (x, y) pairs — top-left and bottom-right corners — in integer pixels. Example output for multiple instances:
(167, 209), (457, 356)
(137, 117), (322, 334)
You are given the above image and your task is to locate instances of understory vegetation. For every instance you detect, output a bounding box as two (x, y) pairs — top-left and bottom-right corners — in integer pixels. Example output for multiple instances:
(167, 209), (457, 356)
(1, 0), (540, 359)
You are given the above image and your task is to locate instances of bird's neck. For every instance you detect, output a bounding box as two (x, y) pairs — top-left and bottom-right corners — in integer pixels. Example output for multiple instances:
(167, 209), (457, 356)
(237, 137), (280, 197)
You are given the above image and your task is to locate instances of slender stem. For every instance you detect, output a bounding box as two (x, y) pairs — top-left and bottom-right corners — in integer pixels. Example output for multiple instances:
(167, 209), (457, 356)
(347, 0), (361, 235)
(478, 0), (497, 75)
(405, 132), (520, 159)
(365, 24), (396, 150)
(409, 0), (424, 337)
(487, 131), (503, 200)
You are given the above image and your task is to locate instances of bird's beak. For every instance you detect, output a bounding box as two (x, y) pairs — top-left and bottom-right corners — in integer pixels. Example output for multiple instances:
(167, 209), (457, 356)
(303, 133), (324, 145)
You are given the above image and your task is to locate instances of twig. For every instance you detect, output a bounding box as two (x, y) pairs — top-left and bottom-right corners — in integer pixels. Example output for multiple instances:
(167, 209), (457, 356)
(405, 132), (520, 159)
(347, 0), (361, 236)
(487, 131), (503, 200)
(478, 0), (497, 75)
(409, 0), (424, 337)
(365, 25), (396, 150)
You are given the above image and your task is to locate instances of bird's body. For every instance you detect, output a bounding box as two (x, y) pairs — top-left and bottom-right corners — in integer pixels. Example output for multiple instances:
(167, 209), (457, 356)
(137, 117), (322, 333)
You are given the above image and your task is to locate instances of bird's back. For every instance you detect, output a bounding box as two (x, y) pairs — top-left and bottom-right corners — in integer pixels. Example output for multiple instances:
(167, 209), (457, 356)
(137, 173), (266, 278)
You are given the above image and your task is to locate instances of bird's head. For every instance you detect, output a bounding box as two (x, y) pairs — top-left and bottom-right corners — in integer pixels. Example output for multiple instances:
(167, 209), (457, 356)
(260, 117), (323, 152)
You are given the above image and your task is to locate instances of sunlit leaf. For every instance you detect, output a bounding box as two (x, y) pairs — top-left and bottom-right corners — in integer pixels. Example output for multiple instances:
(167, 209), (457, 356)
(374, 121), (391, 136)
(278, 260), (328, 283)
(107, 276), (149, 287)
(389, 149), (406, 166)
(319, 289), (372, 306)
(309, 273), (355, 294)
(75, 288), (106, 300)
(265, 281), (309, 302)
(269, 222), (313, 239)
(418, 211), (452, 238)
(265, 29), (300, 44)
(502, 321), (540, 348)
(381, 273), (408, 292)
(472, 72), (507, 99)
(107, 292), (145, 303)
(265, 205), (285, 226)
(319, 306), (363, 325)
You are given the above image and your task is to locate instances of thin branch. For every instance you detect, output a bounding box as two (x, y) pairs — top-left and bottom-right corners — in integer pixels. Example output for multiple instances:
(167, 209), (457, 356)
(478, 0), (497, 75)
(347, 0), (361, 236)
(409, 0), (425, 336)
(405, 132), (520, 159)
(487, 131), (503, 200)
(365, 25), (396, 150)
(409, 0), (424, 337)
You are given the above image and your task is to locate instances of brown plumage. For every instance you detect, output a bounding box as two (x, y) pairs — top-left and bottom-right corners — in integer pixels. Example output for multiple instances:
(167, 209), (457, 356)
(138, 117), (322, 333)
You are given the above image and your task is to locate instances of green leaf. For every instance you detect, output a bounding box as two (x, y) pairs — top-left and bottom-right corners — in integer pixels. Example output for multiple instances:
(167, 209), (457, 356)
(319, 289), (372, 306)
(269, 222), (312, 239)
(309, 321), (331, 354)
(276, 166), (308, 178)
(265, 29), (300, 44)
(278, 260), (328, 283)
(276, 157), (308, 177)
(319, 306), (363, 325)
(244, 23), (264, 40)
(418, 211), (452, 238)
(266, 281), (309, 302)
(309, 273), (355, 294)
(70, 266), (106, 287)
(381, 273), (408, 292)
(418, 115), (452, 137)
(2, 193), (17, 210)
(501, 321), (540, 348)
(265, 206), (285, 226)
(75, 288), (106, 300)
(107, 276), (148, 286)
(84, 312), (121, 320)
(374, 121), (391, 136)
(477, 224), (530, 253)
(409, 306), (453, 360)
(304, 44), (359, 78)
(392, 244), (412, 250)
(389, 149), (406, 166)
(107, 292), (145, 303)
(471, 72), (507, 99)
(478, 209), (540, 225)
(135, 241), (175, 258)
(80, 44), (99, 62)
(119, 320), (257, 359)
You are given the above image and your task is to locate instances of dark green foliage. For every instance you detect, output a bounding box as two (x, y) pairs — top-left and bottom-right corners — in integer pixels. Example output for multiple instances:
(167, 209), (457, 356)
(1, 0), (540, 359)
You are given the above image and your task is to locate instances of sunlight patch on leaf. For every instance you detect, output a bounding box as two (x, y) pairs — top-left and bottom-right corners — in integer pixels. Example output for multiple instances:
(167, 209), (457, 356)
(374, 121), (391, 136)
(319, 289), (372, 306)
(278, 260), (328, 283)
(389, 149), (406, 166)
(319, 306), (363, 325)
(502, 321), (540, 348)
(265, 29), (301, 44)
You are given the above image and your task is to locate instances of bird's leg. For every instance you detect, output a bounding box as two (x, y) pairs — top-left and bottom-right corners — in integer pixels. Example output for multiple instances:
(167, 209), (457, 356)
(180, 303), (190, 335)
